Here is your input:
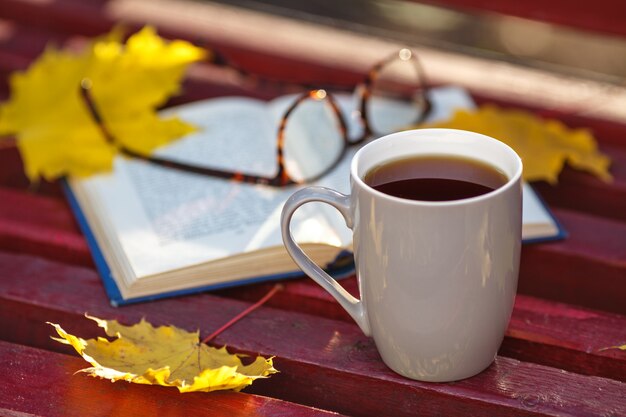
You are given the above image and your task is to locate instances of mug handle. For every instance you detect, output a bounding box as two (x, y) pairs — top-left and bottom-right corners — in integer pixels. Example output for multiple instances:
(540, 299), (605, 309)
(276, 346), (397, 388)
(281, 186), (371, 336)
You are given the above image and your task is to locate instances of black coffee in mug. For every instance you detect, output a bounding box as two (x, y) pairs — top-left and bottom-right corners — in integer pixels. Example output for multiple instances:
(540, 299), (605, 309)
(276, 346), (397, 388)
(364, 155), (508, 202)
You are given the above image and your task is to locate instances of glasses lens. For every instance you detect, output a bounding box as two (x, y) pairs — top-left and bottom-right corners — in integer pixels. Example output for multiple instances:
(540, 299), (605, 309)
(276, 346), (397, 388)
(282, 96), (345, 182)
(367, 54), (428, 135)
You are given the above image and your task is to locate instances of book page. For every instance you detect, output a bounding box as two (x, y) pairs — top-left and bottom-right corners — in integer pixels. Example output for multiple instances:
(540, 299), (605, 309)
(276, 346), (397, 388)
(157, 98), (278, 176)
(522, 183), (560, 239)
(75, 87), (559, 282)
(78, 97), (345, 279)
(522, 183), (553, 225)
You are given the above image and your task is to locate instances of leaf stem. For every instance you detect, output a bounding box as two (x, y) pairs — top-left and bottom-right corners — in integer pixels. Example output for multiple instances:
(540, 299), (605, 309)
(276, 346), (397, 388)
(201, 284), (283, 344)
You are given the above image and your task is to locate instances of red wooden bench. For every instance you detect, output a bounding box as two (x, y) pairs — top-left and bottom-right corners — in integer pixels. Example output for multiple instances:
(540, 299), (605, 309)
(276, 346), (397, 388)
(1, 1), (624, 415)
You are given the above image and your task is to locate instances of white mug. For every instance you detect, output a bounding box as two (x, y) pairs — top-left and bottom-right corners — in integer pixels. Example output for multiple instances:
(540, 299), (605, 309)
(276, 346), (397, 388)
(281, 128), (523, 382)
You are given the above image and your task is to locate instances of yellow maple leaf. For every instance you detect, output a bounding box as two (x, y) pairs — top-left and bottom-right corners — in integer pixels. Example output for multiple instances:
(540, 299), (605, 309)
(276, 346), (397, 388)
(0, 26), (207, 181)
(48, 315), (277, 393)
(421, 105), (612, 184)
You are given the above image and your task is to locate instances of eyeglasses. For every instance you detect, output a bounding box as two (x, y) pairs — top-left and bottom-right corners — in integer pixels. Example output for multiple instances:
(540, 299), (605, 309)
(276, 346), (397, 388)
(81, 48), (432, 187)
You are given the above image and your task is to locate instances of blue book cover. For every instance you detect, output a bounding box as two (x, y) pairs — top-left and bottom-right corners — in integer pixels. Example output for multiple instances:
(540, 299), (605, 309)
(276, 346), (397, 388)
(64, 180), (354, 306)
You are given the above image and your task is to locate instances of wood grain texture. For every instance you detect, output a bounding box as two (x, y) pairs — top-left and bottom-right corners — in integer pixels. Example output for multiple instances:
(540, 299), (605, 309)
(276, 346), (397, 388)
(0, 252), (624, 417)
(503, 296), (626, 383)
(0, 340), (343, 417)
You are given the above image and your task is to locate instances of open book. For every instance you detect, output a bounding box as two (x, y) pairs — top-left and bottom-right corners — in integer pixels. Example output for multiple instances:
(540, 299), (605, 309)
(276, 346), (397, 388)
(66, 86), (564, 305)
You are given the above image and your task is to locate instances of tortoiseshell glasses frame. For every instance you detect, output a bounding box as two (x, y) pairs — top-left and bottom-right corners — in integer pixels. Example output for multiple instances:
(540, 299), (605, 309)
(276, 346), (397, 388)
(81, 48), (432, 187)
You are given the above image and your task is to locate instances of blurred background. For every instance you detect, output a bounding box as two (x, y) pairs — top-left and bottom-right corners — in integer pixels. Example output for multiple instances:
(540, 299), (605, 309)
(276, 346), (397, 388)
(213, 0), (626, 85)
(1, 0), (626, 125)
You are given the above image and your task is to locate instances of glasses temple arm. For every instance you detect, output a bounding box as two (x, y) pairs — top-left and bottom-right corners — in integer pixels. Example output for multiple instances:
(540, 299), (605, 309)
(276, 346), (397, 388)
(79, 80), (294, 187)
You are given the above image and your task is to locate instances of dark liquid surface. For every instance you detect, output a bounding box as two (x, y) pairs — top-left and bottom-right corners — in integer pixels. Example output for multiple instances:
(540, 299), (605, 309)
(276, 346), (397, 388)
(364, 155), (508, 202)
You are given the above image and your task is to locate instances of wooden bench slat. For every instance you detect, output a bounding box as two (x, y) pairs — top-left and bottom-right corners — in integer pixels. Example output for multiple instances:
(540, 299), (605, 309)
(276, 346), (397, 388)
(0, 187), (89, 267)
(0, 188), (77, 233)
(502, 295), (626, 382)
(519, 207), (626, 314)
(0, 252), (624, 417)
(0, 340), (343, 417)
(216, 279), (626, 382)
(0, 148), (63, 197)
(2, 185), (624, 314)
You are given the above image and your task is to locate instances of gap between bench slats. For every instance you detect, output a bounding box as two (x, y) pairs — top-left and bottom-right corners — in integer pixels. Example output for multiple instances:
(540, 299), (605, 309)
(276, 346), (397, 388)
(0, 251), (624, 417)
